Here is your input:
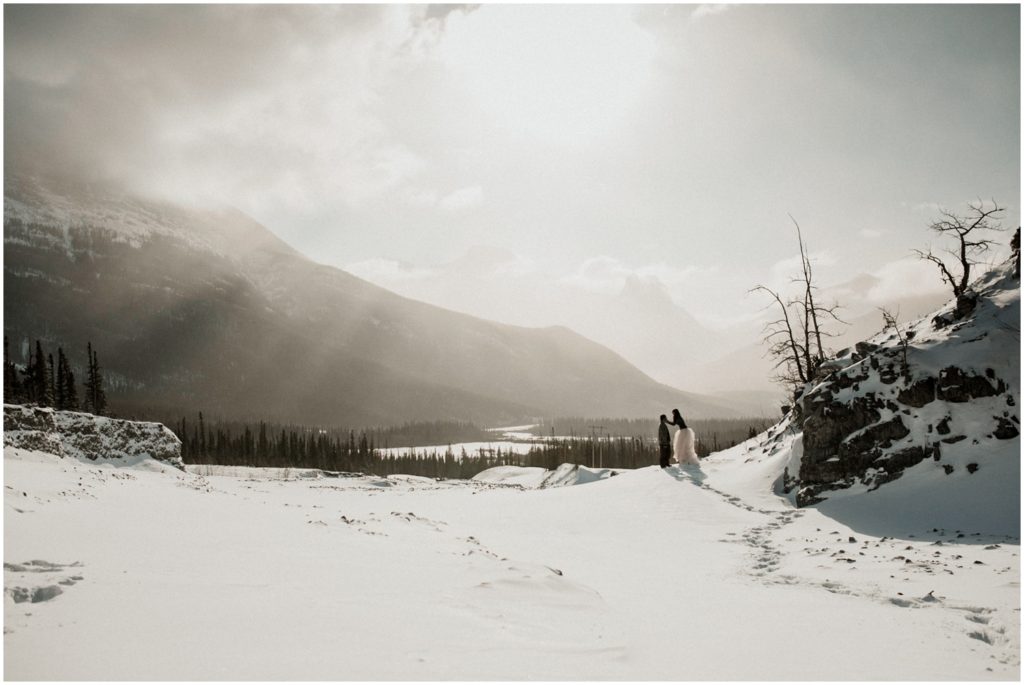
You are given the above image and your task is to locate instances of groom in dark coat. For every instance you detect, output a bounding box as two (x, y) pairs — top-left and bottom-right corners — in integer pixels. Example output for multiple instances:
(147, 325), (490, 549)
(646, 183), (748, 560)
(658, 414), (672, 468)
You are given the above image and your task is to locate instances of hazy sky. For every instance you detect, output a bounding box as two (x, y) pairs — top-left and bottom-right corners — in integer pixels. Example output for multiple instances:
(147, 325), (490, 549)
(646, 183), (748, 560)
(5, 4), (1020, 329)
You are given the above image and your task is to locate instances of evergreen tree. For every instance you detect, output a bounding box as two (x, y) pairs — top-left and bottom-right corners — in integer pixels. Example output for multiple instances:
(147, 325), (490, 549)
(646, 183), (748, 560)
(92, 347), (107, 415)
(199, 412), (206, 457)
(83, 342), (107, 415)
(44, 353), (56, 408)
(55, 352), (67, 409)
(20, 343), (33, 403)
(4, 336), (24, 404)
(257, 422), (268, 462)
(57, 348), (79, 410)
(180, 417), (189, 460)
(22, 340), (48, 405)
(83, 342), (95, 413)
(66, 355), (79, 410)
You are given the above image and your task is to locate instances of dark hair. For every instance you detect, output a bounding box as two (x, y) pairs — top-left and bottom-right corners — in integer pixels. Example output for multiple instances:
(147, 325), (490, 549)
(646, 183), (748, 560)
(672, 408), (687, 429)
(660, 414), (667, 421)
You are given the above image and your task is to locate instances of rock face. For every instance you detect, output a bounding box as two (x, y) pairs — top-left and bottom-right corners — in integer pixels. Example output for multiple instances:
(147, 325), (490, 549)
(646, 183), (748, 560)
(3, 404), (183, 468)
(786, 260), (1020, 507)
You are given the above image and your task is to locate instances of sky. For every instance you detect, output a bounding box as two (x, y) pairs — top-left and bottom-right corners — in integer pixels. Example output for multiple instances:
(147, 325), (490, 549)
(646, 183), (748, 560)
(5, 3), (1021, 332)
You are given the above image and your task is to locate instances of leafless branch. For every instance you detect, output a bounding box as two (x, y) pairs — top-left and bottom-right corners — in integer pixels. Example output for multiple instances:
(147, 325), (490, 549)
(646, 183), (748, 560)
(920, 200), (1007, 298)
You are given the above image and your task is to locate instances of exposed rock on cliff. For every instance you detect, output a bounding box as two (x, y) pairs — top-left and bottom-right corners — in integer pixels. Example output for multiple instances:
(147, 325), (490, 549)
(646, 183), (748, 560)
(3, 404), (182, 468)
(775, 259), (1019, 507)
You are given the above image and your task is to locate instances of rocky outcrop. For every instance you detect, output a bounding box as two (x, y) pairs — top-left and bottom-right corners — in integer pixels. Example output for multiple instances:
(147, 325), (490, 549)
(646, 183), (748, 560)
(936, 366), (1003, 402)
(787, 259), (1019, 507)
(3, 404), (183, 468)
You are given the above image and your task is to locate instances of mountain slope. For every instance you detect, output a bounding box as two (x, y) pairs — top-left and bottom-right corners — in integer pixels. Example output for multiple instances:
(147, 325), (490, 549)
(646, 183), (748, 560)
(348, 247), (735, 392)
(3, 175), (739, 425)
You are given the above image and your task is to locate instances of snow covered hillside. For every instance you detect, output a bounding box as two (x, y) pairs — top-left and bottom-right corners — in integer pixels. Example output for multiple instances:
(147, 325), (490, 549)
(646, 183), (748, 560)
(4, 442), (1018, 679)
(756, 258), (1020, 521)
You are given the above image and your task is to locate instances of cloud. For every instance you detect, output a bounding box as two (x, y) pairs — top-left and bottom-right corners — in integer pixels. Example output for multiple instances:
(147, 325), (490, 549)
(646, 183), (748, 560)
(4, 5), (431, 211)
(423, 4), (481, 23)
(401, 184), (483, 212)
(690, 4), (732, 22)
(438, 185), (483, 211)
(768, 250), (837, 287)
(404, 188), (440, 208)
(865, 256), (949, 303)
(560, 255), (715, 297)
(436, 5), (656, 144)
(900, 200), (944, 215)
(860, 228), (885, 239)
(345, 257), (437, 283)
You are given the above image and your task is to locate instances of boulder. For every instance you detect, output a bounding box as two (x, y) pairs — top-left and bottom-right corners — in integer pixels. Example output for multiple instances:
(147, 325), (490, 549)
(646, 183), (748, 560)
(897, 377), (937, 408)
(993, 417), (1019, 440)
(937, 367), (1003, 402)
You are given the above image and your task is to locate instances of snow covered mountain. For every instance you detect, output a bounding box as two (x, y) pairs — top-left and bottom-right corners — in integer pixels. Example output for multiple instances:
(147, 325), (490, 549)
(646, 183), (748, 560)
(3, 174), (740, 425)
(743, 255), (1019, 529)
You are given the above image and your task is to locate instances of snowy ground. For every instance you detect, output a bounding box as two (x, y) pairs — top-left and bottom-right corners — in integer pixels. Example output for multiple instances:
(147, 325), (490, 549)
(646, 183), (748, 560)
(4, 442), (1019, 680)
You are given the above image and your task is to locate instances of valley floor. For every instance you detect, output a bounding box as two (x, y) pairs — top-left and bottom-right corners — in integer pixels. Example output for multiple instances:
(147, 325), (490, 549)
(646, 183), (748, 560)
(3, 443), (1020, 680)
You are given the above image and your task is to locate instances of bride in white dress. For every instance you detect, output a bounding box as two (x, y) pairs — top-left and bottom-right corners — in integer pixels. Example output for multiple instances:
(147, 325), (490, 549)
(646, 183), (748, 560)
(670, 408), (699, 466)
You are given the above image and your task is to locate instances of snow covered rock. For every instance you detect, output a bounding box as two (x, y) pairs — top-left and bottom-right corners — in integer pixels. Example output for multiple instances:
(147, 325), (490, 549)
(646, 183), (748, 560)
(3, 404), (182, 468)
(473, 463), (619, 488)
(785, 259), (1019, 506)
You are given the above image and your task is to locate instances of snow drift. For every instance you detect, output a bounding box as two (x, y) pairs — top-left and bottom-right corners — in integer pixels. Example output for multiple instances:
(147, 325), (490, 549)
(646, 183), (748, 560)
(473, 462), (620, 488)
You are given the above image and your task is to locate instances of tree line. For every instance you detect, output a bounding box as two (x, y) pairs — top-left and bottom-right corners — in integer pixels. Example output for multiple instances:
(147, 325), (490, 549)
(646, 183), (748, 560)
(175, 415), (379, 473)
(179, 430), (663, 478)
(3, 337), (107, 414)
(532, 416), (774, 448)
(176, 413), (770, 478)
(172, 415), (498, 465)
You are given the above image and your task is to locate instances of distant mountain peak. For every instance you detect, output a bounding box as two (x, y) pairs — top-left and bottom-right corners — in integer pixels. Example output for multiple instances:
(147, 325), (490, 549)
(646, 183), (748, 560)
(620, 273), (673, 305)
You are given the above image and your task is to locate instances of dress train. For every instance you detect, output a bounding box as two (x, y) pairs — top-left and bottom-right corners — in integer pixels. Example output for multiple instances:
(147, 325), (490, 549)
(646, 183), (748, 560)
(673, 427), (699, 466)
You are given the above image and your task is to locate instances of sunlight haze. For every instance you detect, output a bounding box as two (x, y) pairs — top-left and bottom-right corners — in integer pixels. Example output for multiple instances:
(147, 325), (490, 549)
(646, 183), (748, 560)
(5, 3), (1020, 391)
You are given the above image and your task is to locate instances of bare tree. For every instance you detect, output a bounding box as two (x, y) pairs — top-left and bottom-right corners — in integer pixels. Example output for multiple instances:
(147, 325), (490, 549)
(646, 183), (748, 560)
(751, 284), (808, 390)
(752, 218), (847, 397)
(913, 200), (1006, 301)
(791, 216), (845, 376)
(879, 306), (909, 374)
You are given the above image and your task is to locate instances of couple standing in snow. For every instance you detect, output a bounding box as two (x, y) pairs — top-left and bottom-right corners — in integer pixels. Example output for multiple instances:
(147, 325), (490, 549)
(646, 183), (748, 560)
(658, 409), (699, 468)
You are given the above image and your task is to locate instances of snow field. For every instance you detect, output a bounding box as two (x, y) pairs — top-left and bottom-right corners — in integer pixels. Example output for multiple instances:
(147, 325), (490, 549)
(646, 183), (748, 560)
(4, 445), (1018, 680)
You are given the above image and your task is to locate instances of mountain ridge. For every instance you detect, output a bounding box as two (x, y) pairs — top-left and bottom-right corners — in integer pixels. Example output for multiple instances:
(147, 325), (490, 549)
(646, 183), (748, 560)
(3, 174), (743, 425)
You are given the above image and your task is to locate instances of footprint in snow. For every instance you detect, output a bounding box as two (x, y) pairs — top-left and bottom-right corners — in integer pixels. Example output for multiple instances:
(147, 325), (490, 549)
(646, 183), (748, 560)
(4, 560), (84, 605)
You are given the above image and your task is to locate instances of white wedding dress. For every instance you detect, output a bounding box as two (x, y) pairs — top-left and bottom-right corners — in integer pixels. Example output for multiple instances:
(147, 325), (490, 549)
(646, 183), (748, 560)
(673, 427), (699, 466)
